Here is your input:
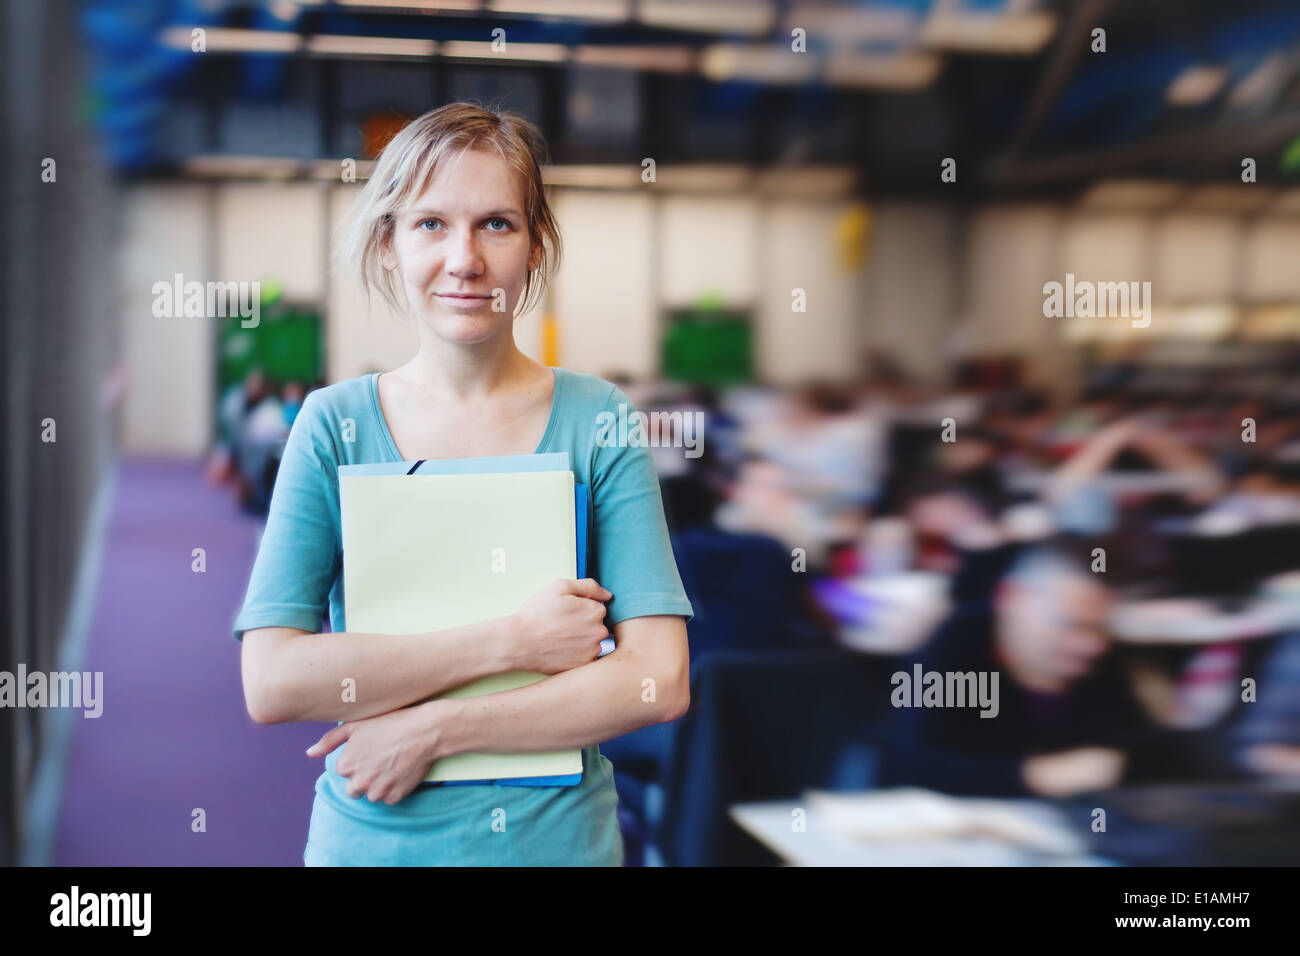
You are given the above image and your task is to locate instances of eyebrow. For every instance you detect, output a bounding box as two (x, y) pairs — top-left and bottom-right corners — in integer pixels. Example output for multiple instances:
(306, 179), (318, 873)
(406, 208), (522, 220)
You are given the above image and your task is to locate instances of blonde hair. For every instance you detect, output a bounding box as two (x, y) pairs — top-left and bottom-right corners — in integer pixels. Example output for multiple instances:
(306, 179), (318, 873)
(334, 101), (561, 321)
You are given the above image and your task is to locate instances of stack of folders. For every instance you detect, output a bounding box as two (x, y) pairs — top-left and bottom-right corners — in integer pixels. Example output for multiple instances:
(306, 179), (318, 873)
(339, 451), (599, 788)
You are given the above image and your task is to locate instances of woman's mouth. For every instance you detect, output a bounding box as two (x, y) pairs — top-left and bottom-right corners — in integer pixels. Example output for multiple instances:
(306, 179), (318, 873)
(437, 292), (491, 308)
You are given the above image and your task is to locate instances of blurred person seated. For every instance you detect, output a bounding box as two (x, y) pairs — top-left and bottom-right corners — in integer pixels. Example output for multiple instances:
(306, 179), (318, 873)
(208, 369), (289, 514)
(1049, 385), (1128, 449)
(983, 388), (1058, 474)
(739, 381), (884, 532)
(1045, 413), (1226, 518)
(713, 453), (860, 572)
(897, 473), (1020, 611)
(877, 542), (1151, 799)
(206, 367), (276, 486)
(666, 442), (842, 653)
(786, 382), (886, 510)
(1233, 630), (1300, 779)
(603, 444), (836, 850)
(1192, 461), (1300, 531)
(281, 379), (308, 429)
(1206, 395), (1300, 479)
(236, 386), (289, 514)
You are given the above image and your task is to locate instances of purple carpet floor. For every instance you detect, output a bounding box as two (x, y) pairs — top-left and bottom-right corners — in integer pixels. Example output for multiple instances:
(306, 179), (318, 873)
(51, 457), (332, 865)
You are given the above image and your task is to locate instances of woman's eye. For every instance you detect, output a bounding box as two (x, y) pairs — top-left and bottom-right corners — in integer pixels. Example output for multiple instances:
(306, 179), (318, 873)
(416, 218), (510, 232)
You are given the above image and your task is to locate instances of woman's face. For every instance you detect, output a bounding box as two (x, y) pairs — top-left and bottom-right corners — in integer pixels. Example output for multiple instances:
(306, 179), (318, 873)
(382, 147), (540, 345)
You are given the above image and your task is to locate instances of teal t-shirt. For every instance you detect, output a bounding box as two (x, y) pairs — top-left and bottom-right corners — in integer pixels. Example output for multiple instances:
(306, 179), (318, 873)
(231, 366), (694, 866)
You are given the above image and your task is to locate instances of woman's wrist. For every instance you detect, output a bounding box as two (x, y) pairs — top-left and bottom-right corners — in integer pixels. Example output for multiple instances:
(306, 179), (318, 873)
(421, 697), (467, 762)
(495, 612), (527, 672)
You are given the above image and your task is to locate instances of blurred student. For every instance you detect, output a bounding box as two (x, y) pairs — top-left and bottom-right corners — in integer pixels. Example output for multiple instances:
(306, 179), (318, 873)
(878, 543), (1149, 798)
(206, 367), (276, 486)
(714, 454), (845, 570)
(1233, 630), (1300, 779)
(1046, 414), (1226, 515)
(899, 473), (1018, 610)
(235, 384), (289, 514)
(281, 380), (307, 428)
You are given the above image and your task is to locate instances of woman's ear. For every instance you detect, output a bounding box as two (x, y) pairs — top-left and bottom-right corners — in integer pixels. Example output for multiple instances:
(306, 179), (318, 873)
(528, 240), (542, 273)
(380, 233), (397, 271)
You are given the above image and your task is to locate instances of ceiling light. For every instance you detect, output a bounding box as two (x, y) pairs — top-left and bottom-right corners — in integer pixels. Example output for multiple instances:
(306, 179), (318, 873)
(1078, 180), (1186, 211)
(305, 35), (437, 57)
(182, 155), (306, 178)
(920, 9), (1056, 55)
(1166, 65), (1228, 107)
(656, 165), (751, 192)
(639, 0), (774, 37)
(161, 26), (301, 52)
(440, 40), (569, 62)
(753, 166), (858, 197)
(825, 51), (942, 90)
(333, 1), (481, 11)
(700, 44), (818, 84)
(488, 0), (630, 20)
(541, 165), (643, 188)
(572, 45), (694, 72)
(1181, 185), (1278, 213)
(1228, 53), (1290, 108)
(783, 3), (919, 47)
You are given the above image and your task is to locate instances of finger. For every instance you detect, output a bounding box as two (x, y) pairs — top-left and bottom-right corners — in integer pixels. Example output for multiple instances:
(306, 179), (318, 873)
(386, 782), (414, 805)
(305, 732), (337, 758)
(573, 596), (608, 619)
(306, 723), (352, 757)
(570, 578), (613, 601)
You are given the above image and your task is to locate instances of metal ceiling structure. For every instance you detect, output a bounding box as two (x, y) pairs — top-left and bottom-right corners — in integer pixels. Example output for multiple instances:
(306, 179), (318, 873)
(75, 0), (1300, 195)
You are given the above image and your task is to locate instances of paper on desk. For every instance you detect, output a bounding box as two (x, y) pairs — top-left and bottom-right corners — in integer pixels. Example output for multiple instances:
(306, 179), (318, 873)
(805, 788), (1084, 857)
(339, 469), (582, 782)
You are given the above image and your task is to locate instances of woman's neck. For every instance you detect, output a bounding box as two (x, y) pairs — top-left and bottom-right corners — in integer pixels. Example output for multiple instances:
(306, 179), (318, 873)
(404, 331), (536, 403)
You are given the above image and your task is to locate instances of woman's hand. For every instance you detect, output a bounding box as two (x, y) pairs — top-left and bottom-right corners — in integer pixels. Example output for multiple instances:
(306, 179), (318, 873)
(508, 577), (613, 674)
(306, 700), (451, 805)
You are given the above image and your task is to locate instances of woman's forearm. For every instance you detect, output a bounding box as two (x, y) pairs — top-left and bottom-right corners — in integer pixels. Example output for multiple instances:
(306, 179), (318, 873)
(247, 615), (517, 724)
(432, 643), (688, 757)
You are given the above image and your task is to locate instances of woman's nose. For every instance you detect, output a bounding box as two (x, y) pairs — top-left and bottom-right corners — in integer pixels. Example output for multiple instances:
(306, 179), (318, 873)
(445, 227), (484, 278)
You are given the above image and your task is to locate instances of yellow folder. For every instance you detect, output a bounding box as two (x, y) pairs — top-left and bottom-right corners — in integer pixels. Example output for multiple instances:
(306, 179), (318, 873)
(339, 470), (582, 782)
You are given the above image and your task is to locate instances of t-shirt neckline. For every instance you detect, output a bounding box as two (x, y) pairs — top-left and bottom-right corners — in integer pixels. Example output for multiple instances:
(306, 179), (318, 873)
(369, 365), (562, 462)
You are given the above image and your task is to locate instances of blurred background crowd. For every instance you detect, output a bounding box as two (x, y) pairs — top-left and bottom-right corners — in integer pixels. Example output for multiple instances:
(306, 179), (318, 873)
(5, 0), (1300, 866)
(610, 345), (1300, 863)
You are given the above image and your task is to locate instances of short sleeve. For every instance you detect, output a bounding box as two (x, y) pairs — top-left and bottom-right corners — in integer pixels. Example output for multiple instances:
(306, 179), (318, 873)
(231, 389), (341, 641)
(590, 385), (695, 627)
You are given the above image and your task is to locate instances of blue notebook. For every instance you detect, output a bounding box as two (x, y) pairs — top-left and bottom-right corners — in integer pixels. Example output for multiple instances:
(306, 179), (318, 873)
(339, 453), (597, 788)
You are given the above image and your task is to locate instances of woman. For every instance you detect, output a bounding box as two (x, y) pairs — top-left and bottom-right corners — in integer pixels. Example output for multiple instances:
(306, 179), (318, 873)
(232, 103), (694, 866)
